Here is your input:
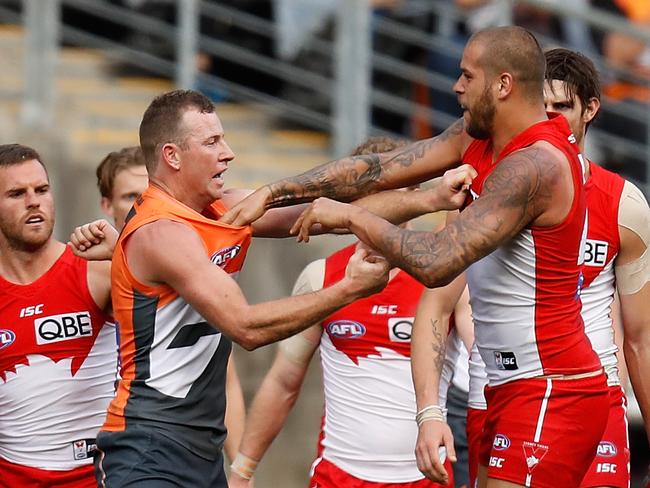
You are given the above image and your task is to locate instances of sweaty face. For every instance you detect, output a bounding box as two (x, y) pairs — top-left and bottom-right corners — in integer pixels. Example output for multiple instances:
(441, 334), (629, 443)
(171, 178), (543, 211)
(177, 109), (235, 208)
(454, 42), (496, 140)
(102, 165), (148, 231)
(543, 79), (585, 146)
(0, 160), (54, 252)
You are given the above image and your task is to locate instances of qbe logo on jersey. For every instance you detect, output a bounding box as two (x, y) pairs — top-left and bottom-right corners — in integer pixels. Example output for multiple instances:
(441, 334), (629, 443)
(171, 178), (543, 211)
(584, 239), (608, 267)
(388, 317), (414, 342)
(34, 312), (92, 345)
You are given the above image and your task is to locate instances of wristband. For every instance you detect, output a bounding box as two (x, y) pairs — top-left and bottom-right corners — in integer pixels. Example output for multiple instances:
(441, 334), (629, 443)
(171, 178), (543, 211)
(416, 404), (447, 427)
(230, 452), (258, 480)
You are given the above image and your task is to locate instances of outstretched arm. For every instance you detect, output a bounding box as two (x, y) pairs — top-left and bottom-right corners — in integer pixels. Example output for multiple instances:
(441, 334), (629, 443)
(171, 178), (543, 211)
(293, 145), (560, 287)
(220, 120), (468, 226)
(223, 164), (476, 238)
(126, 220), (388, 350)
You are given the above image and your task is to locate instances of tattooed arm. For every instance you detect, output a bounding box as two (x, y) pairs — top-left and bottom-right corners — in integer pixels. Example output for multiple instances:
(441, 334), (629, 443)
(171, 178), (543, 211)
(353, 144), (569, 286)
(412, 275), (466, 482)
(293, 142), (571, 287)
(220, 120), (468, 226)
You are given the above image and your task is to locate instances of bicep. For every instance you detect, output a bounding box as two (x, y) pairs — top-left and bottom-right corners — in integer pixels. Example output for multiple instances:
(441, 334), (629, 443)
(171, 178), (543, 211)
(433, 155), (540, 264)
(134, 221), (250, 332)
(619, 284), (650, 341)
(616, 180), (649, 295)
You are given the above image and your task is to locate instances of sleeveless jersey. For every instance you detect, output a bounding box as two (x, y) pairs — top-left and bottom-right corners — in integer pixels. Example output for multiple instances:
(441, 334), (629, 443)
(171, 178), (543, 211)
(317, 244), (426, 482)
(0, 247), (115, 470)
(580, 161), (625, 385)
(103, 185), (252, 459)
(462, 114), (600, 385)
(467, 161), (627, 404)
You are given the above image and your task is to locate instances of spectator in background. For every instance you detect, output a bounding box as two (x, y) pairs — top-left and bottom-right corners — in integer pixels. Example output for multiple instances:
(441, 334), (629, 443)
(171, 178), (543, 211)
(589, 0), (649, 188)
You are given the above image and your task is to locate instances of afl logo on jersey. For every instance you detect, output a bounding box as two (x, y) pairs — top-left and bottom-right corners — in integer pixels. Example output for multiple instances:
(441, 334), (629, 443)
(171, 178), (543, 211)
(210, 245), (241, 268)
(327, 320), (366, 339)
(597, 441), (617, 457)
(0, 329), (16, 350)
(493, 434), (511, 451)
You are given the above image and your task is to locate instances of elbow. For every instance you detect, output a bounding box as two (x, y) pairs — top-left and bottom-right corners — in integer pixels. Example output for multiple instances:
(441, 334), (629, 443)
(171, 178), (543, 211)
(235, 333), (261, 351)
(230, 327), (262, 351)
(415, 269), (455, 289)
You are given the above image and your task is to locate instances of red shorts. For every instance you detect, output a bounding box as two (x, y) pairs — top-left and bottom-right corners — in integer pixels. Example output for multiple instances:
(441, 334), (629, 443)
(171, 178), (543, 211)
(0, 456), (96, 488)
(467, 407), (488, 488)
(309, 457), (454, 488)
(479, 373), (609, 488)
(579, 385), (630, 488)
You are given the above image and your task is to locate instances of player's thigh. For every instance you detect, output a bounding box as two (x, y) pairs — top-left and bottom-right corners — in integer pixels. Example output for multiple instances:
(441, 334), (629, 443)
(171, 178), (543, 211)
(579, 386), (630, 488)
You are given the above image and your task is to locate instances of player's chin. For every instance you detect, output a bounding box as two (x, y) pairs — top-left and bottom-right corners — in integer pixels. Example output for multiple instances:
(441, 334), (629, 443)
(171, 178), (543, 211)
(208, 183), (225, 201)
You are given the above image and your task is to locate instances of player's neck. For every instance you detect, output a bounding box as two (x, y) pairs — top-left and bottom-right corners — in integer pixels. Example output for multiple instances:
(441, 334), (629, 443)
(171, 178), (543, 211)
(150, 176), (212, 214)
(0, 238), (66, 285)
(491, 104), (548, 157)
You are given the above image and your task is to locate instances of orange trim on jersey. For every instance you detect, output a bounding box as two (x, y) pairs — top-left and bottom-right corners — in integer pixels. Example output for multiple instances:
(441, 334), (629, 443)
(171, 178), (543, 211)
(103, 185), (252, 432)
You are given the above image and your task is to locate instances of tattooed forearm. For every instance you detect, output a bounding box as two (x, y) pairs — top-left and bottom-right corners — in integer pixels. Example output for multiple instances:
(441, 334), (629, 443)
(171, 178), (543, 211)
(263, 119), (466, 208)
(354, 146), (555, 287)
(430, 319), (446, 374)
(265, 156), (383, 209)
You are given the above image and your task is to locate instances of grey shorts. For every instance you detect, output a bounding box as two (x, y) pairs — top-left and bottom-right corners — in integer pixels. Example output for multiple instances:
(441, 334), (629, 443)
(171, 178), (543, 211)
(95, 425), (226, 488)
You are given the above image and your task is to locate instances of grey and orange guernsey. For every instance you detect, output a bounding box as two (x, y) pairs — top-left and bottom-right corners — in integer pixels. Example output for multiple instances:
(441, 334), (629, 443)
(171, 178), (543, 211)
(97, 185), (251, 487)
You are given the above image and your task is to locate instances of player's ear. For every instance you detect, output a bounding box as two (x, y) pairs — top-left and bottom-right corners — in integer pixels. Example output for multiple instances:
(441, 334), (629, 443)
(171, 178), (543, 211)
(100, 197), (114, 218)
(496, 73), (513, 99)
(583, 97), (600, 125)
(161, 143), (181, 171)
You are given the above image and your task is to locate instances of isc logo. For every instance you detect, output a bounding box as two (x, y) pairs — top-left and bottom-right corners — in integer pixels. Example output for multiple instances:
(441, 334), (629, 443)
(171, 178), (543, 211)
(596, 463), (617, 473)
(494, 351), (518, 370)
(597, 441), (617, 457)
(327, 320), (366, 339)
(210, 245), (241, 268)
(371, 305), (397, 315)
(584, 239), (608, 267)
(493, 434), (511, 451)
(489, 457), (505, 468)
(34, 312), (92, 345)
(20, 304), (44, 317)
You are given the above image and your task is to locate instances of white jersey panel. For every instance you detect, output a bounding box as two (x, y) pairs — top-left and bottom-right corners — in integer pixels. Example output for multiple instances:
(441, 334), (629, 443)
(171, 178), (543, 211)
(0, 323), (117, 469)
(466, 229), (544, 385)
(319, 333), (423, 483)
(468, 342), (488, 410)
(581, 261), (619, 385)
(440, 329), (466, 407)
(146, 296), (222, 398)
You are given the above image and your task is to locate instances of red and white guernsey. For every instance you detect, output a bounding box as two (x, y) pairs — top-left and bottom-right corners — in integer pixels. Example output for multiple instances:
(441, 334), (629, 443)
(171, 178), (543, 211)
(0, 247), (116, 470)
(581, 161), (625, 386)
(316, 244), (426, 482)
(463, 114), (600, 385)
(468, 161), (626, 405)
